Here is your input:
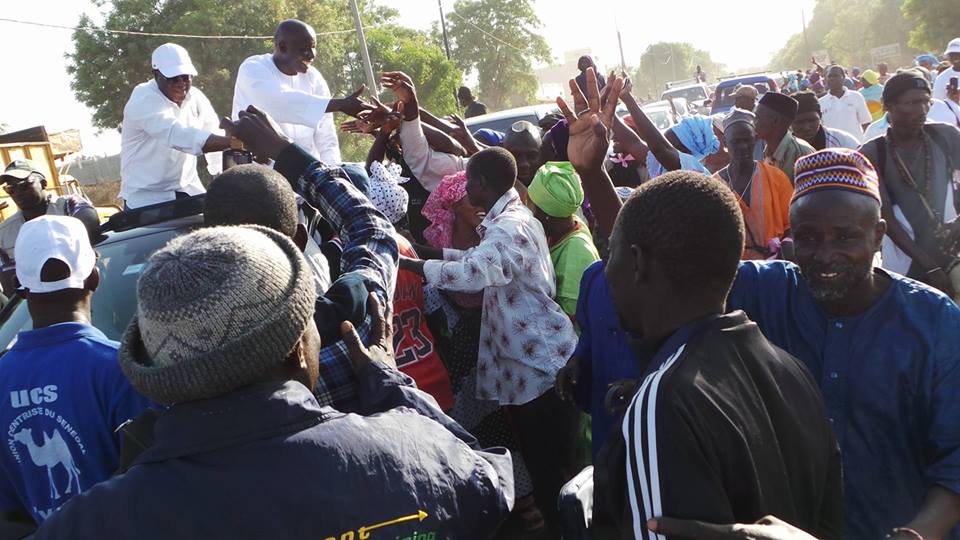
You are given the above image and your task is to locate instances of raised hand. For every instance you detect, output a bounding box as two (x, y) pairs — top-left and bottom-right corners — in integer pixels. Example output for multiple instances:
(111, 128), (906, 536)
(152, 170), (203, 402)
(341, 293), (396, 372)
(218, 116), (235, 137)
(447, 114), (482, 155)
(620, 71), (633, 99)
(340, 120), (365, 134)
(381, 71), (420, 121)
(556, 67), (624, 174)
(599, 72), (615, 110)
(231, 105), (293, 161)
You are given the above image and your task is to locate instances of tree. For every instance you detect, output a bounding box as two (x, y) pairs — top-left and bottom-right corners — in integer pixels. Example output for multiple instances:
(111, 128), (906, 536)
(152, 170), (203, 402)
(630, 43), (725, 100)
(825, 0), (916, 67)
(768, 0), (844, 71)
(444, 0), (551, 110)
(903, 0), (960, 53)
(340, 25), (462, 161)
(68, 0), (457, 129)
(359, 25), (461, 115)
(769, 0), (919, 72)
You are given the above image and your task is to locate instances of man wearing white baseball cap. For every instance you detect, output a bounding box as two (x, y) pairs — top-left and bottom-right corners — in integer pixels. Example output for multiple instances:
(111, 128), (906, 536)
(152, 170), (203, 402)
(120, 43), (232, 209)
(933, 38), (960, 101)
(0, 216), (152, 528)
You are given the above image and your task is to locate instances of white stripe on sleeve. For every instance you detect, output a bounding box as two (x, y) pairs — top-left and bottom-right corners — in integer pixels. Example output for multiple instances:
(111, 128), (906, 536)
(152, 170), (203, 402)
(623, 344), (687, 540)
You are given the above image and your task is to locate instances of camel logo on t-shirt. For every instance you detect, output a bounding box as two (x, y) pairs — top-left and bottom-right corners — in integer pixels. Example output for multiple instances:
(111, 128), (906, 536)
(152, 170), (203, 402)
(11, 428), (82, 501)
(6, 392), (89, 520)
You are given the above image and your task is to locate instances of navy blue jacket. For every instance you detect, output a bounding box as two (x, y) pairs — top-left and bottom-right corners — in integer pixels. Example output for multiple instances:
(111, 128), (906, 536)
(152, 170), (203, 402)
(31, 362), (514, 539)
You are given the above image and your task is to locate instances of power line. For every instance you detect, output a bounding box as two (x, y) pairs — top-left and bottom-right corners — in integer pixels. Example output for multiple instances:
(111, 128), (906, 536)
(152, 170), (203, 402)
(0, 17), (357, 39)
(447, 12), (528, 55)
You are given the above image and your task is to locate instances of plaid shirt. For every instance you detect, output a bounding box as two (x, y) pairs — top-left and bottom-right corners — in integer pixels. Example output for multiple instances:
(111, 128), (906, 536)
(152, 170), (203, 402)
(279, 146), (398, 409)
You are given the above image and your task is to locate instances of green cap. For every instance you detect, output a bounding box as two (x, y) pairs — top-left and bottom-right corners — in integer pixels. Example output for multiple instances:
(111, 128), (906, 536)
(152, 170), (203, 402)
(1, 160), (44, 181)
(527, 161), (583, 218)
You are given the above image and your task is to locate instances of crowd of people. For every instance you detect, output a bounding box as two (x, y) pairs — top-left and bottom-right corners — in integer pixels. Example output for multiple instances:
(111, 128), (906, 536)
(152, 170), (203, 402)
(0, 17), (959, 540)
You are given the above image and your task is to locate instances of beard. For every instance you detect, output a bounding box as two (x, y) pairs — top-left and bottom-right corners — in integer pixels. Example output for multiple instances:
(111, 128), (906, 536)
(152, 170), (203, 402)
(801, 258), (873, 303)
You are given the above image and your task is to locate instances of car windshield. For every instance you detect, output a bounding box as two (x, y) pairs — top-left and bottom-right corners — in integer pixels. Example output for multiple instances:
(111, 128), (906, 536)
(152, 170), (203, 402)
(0, 227), (184, 353)
(714, 81), (771, 109)
(644, 109), (673, 130)
(466, 113), (541, 134)
(662, 86), (707, 102)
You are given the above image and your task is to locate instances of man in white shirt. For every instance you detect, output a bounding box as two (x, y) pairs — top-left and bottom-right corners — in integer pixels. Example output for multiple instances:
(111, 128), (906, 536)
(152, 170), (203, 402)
(929, 98), (960, 129)
(933, 38), (960, 101)
(819, 65), (873, 142)
(120, 43), (231, 209)
(232, 19), (370, 166)
(791, 91), (861, 150)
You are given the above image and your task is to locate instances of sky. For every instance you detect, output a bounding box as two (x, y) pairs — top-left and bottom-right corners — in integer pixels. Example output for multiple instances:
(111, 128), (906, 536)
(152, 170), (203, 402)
(0, 0), (816, 158)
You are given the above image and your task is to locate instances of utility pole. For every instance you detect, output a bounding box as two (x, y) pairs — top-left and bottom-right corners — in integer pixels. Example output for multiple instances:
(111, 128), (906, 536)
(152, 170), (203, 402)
(438, 0), (452, 60)
(801, 7), (812, 61)
(438, 0), (462, 115)
(350, 0), (378, 95)
(616, 22), (627, 73)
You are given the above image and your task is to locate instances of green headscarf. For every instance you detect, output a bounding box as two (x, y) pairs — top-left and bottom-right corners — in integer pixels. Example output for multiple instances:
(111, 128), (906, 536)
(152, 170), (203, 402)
(528, 161), (584, 218)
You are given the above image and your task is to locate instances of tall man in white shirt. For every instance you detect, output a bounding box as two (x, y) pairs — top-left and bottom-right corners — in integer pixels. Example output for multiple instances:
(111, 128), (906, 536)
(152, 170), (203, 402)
(233, 19), (370, 166)
(933, 38), (960, 101)
(120, 43), (231, 209)
(819, 65), (873, 142)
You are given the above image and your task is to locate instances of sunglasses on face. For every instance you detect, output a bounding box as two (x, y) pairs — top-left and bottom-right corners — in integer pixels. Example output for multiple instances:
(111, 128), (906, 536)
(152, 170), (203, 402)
(2, 175), (40, 193)
(162, 74), (191, 84)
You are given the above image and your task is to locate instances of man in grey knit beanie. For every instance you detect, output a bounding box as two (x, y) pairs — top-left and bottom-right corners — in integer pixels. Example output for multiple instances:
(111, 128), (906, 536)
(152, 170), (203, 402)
(32, 119), (514, 540)
(120, 224), (319, 404)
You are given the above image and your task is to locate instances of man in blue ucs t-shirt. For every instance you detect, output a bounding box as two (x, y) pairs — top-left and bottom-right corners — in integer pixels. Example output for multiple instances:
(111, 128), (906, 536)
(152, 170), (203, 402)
(0, 215), (152, 527)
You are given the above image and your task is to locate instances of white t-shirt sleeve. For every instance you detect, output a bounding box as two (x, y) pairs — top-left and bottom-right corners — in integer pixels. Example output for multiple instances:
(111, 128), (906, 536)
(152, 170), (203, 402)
(235, 58), (330, 128)
(928, 100), (959, 126)
(398, 117), (467, 192)
(836, 129), (862, 149)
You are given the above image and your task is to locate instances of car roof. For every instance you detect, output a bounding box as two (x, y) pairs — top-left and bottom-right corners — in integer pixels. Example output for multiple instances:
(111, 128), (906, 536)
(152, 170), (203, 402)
(662, 83), (707, 92)
(716, 74), (777, 88)
(93, 195), (207, 247)
(94, 214), (202, 247)
(643, 98), (688, 110)
(464, 104), (559, 127)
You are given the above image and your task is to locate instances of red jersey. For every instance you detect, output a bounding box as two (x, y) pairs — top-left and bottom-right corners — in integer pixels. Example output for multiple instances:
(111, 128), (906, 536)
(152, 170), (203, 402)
(393, 236), (454, 410)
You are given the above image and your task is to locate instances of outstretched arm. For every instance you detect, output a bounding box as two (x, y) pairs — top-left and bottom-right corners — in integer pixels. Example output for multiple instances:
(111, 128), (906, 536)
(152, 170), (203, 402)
(621, 91), (681, 171)
(236, 60), (371, 127)
(557, 67), (625, 239)
(383, 72), (466, 191)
